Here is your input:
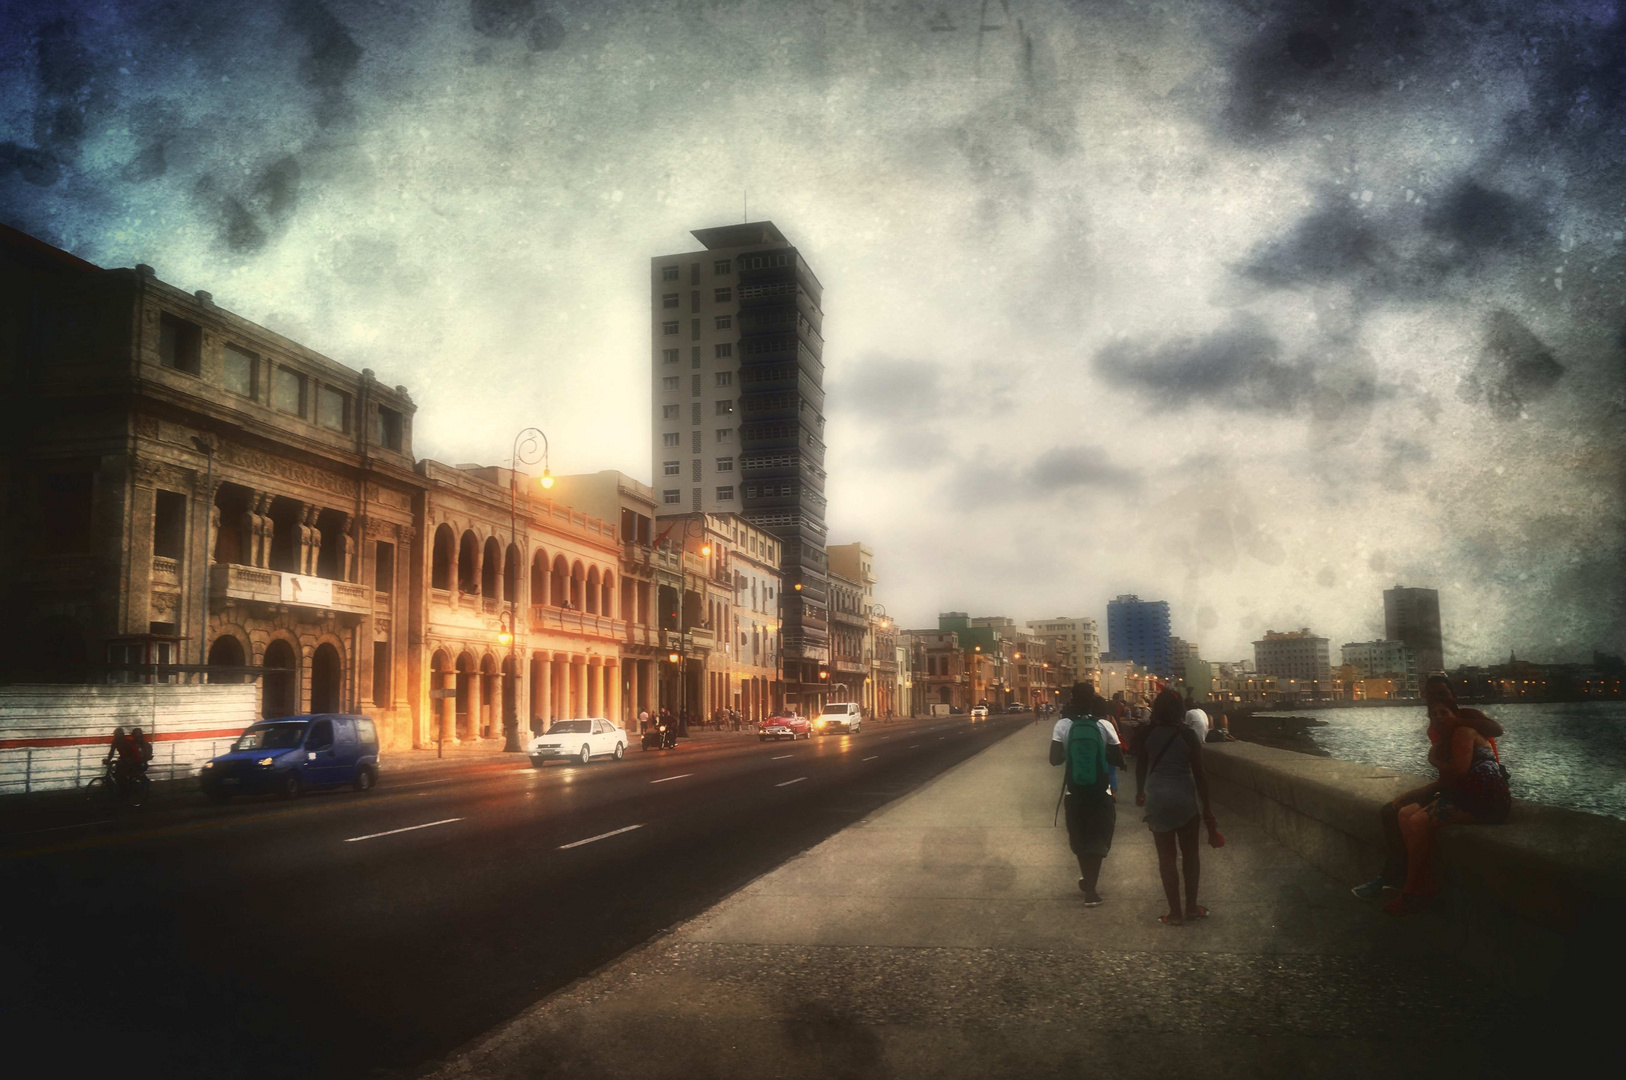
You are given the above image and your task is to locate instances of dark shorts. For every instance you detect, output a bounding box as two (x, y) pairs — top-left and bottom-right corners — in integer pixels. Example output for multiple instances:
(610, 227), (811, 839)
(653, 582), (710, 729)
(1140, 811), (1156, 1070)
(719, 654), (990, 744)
(1064, 789), (1116, 858)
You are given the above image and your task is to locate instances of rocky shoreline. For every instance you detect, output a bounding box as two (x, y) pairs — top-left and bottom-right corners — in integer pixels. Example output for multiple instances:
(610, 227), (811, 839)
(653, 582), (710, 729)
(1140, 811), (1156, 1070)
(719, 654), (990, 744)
(1224, 711), (1330, 757)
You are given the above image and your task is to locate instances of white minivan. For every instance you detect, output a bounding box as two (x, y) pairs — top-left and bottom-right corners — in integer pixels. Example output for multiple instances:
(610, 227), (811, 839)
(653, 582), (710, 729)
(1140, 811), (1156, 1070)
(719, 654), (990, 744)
(816, 702), (862, 734)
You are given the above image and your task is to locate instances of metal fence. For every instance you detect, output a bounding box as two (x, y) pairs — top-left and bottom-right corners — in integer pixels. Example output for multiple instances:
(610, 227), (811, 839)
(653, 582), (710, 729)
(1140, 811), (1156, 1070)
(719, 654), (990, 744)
(0, 737), (240, 796)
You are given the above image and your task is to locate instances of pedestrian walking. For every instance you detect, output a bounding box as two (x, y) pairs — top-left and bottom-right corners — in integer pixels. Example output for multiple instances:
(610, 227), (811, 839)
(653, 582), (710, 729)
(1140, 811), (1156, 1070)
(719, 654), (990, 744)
(1183, 695), (1210, 741)
(1050, 682), (1124, 906)
(1135, 688), (1223, 925)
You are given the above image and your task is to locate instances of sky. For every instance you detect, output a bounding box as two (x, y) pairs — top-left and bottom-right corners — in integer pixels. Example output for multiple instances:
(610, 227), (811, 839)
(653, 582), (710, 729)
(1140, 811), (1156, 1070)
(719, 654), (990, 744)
(3, 0), (1623, 666)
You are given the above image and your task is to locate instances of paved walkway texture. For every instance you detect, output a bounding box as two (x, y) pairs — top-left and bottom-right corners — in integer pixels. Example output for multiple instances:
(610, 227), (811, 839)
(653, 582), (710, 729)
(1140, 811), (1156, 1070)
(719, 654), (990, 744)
(423, 724), (1574, 1079)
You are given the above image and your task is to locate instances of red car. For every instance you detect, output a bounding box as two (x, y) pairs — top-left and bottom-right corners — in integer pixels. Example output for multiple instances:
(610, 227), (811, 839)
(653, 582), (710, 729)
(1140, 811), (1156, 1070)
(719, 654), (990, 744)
(758, 713), (811, 741)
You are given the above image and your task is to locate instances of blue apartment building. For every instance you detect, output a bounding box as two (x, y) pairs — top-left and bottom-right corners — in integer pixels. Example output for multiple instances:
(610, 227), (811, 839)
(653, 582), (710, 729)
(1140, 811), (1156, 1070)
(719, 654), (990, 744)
(1106, 595), (1172, 677)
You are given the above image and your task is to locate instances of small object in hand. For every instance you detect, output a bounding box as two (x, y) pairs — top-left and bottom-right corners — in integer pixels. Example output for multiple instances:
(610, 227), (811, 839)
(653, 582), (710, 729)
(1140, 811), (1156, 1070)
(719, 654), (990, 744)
(1205, 814), (1225, 847)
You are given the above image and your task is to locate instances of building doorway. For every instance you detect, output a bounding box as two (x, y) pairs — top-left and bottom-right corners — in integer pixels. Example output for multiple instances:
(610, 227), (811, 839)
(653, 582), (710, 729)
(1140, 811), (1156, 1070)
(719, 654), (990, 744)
(262, 640), (299, 718)
(311, 642), (342, 713)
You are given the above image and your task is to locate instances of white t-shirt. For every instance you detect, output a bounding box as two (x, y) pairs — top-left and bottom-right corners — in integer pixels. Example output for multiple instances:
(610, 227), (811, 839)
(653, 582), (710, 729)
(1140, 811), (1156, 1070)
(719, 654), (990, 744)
(1051, 716), (1121, 748)
(1185, 709), (1210, 741)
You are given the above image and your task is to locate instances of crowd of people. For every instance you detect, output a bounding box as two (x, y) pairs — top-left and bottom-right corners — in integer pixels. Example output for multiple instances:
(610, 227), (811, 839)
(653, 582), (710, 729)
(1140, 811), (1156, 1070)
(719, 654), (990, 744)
(1050, 675), (1511, 923)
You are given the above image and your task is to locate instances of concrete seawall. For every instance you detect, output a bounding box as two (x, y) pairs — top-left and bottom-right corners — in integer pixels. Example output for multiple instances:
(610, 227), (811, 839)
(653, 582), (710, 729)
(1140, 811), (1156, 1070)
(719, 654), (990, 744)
(1202, 741), (1626, 996)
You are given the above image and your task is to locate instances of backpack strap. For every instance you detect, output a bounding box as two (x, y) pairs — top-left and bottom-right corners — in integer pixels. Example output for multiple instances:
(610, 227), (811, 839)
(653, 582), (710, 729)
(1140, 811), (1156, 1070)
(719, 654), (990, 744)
(1147, 725), (1182, 773)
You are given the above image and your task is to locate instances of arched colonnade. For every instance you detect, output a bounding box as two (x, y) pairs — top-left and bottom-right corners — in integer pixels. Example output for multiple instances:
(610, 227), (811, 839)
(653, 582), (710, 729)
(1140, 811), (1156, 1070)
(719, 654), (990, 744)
(429, 523), (616, 615)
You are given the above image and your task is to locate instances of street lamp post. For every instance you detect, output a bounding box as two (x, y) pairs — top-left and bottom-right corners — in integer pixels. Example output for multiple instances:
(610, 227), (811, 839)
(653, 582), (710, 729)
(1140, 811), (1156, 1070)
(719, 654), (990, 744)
(663, 514), (712, 732)
(505, 427), (553, 753)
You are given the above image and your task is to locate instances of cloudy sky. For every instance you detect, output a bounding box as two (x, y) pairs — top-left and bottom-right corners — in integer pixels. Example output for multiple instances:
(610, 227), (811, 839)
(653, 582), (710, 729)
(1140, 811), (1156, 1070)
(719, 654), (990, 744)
(4, 0), (1623, 665)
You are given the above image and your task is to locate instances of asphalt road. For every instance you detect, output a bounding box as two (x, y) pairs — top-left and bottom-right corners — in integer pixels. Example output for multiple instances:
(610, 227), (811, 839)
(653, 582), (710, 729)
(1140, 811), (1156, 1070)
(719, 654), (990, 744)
(0, 713), (1034, 1079)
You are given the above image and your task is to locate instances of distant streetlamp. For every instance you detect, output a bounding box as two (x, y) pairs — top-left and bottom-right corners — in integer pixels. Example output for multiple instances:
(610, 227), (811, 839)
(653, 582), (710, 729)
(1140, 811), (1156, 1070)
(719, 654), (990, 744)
(505, 426), (553, 752)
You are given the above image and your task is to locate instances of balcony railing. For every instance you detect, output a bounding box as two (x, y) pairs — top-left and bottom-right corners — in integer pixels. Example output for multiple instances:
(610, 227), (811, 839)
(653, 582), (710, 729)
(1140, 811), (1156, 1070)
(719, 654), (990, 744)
(529, 605), (627, 641)
(209, 564), (371, 616)
(152, 556), (180, 586)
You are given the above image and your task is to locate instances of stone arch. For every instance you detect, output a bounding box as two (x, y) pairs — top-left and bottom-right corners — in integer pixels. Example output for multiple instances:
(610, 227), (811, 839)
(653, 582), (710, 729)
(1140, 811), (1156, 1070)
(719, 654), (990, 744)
(455, 649), (478, 738)
(504, 542), (521, 602)
(585, 565), (600, 614)
(261, 637), (300, 719)
(570, 559), (586, 610)
(551, 554), (569, 609)
(206, 632), (248, 683)
(310, 639), (344, 713)
(432, 523), (455, 590)
(601, 570), (614, 619)
(458, 530), (479, 593)
(531, 547), (550, 607)
(482, 536), (502, 598)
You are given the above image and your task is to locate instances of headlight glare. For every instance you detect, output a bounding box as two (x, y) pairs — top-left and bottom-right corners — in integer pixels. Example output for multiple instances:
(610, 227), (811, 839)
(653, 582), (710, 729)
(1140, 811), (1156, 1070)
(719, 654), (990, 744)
(257, 756), (275, 766)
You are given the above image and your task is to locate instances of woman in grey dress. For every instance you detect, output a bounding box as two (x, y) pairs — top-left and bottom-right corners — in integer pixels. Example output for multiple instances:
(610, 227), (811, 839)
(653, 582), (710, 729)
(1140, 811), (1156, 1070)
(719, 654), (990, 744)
(1135, 688), (1219, 924)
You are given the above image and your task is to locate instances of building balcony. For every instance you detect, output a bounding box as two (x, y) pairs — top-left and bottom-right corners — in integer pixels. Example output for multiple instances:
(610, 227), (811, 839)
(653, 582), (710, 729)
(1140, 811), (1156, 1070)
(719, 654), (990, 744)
(209, 563), (371, 616)
(529, 605), (627, 642)
(152, 556), (180, 587)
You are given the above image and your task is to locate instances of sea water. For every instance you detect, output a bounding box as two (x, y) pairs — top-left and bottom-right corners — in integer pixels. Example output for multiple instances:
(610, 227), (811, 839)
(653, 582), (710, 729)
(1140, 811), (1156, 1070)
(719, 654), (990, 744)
(1257, 701), (1626, 822)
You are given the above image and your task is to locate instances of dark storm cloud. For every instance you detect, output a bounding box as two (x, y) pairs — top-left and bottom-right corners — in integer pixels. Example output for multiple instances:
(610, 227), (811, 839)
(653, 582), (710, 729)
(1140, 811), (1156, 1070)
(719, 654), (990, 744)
(1456, 309), (1565, 419)
(1424, 181), (1546, 256)
(1093, 316), (1316, 411)
(1025, 446), (1139, 492)
(1241, 200), (1397, 291)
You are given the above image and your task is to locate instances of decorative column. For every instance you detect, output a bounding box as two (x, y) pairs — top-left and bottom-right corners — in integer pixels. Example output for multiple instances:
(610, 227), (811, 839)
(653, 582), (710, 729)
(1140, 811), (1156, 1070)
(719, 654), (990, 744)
(607, 662), (621, 723)
(586, 658), (602, 716)
(466, 668), (482, 740)
(440, 670), (456, 745)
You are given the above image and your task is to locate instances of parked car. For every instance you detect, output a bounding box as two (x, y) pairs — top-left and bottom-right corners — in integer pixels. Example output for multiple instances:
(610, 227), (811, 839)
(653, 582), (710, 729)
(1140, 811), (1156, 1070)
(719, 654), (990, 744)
(529, 718), (626, 766)
(971, 705), (989, 721)
(1006, 702), (1028, 713)
(201, 714), (380, 800)
(759, 713), (811, 741)
(816, 702), (862, 734)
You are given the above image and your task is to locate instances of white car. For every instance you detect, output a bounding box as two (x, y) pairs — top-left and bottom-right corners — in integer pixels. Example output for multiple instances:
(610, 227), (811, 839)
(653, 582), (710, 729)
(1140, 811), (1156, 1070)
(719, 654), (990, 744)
(528, 718), (627, 766)
(816, 702), (862, 734)
(971, 705), (989, 721)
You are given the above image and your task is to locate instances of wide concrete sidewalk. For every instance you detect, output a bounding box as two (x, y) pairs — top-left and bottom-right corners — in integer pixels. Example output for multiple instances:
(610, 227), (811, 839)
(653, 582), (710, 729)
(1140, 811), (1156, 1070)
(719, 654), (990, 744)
(421, 723), (1520, 1080)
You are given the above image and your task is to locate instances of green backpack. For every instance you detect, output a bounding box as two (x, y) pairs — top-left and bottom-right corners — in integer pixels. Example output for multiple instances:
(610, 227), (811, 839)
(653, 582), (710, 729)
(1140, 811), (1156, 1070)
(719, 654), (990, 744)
(1066, 716), (1106, 790)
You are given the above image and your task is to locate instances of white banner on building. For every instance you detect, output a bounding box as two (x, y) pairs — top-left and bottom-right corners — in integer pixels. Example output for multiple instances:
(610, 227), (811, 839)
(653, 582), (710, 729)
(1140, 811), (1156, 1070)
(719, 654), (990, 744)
(281, 573), (333, 607)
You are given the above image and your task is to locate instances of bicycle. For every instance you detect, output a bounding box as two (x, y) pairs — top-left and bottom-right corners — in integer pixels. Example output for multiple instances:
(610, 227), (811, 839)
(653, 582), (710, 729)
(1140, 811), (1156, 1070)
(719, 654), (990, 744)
(85, 760), (149, 810)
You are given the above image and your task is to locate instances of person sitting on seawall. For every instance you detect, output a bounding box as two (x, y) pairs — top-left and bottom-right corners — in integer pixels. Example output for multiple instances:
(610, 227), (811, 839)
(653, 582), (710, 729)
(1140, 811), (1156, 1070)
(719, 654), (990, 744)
(1205, 711), (1236, 743)
(1352, 675), (1510, 914)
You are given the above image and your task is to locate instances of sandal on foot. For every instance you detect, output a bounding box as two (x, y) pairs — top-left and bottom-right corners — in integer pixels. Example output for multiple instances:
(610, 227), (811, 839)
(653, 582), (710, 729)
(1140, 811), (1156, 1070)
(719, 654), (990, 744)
(1185, 905), (1209, 920)
(1083, 895), (1104, 907)
(1158, 914), (1184, 926)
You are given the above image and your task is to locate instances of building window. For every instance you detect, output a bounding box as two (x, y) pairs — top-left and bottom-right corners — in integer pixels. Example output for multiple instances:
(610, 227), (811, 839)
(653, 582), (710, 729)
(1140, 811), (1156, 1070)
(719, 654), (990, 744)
(691, 347), (702, 367)
(690, 319), (701, 340)
(274, 366), (305, 416)
(691, 373), (702, 395)
(715, 315), (732, 330)
(714, 287), (732, 303)
(662, 321), (679, 335)
(374, 541), (395, 592)
(714, 343), (733, 359)
(715, 400), (734, 415)
(714, 259), (731, 275)
(691, 402), (702, 424)
(662, 376), (680, 391)
(663, 489), (681, 504)
(372, 640), (390, 704)
(662, 348), (679, 364)
(716, 428), (733, 443)
(153, 489), (186, 561)
(692, 458), (702, 481)
(663, 460), (680, 476)
(716, 486), (734, 501)
(690, 291), (701, 313)
(691, 430), (703, 453)
(662, 265), (679, 281)
(715, 371), (733, 387)
(222, 344), (257, 398)
(662, 293), (679, 308)
(157, 313), (201, 375)
(318, 385), (349, 432)
(662, 404), (679, 419)
(716, 457), (733, 472)
(691, 487), (702, 511)
(374, 405), (403, 451)
(662, 432), (680, 447)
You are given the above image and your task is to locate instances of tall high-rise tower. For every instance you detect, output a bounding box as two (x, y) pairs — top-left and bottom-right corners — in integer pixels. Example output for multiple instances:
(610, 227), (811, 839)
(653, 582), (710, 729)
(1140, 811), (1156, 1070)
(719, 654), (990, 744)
(650, 221), (829, 707)
(1105, 595), (1172, 677)
(1383, 586), (1443, 675)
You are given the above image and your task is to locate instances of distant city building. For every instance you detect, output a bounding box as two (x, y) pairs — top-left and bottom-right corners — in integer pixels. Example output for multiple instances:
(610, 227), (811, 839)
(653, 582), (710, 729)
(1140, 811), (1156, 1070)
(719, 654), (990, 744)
(651, 221), (829, 711)
(1168, 637), (1200, 671)
(1384, 586), (1443, 675)
(1106, 595), (1172, 676)
(1253, 628), (1332, 684)
(1341, 639), (1418, 697)
(1026, 617), (1101, 673)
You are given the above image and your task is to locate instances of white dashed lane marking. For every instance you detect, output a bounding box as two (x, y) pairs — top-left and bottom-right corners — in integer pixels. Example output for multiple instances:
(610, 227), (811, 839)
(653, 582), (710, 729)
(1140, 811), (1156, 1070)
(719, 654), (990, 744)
(775, 777), (808, 788)
(559, 824), (644, 850)
(772, 755), (793, 760)
(650, 774), (692, 784)
(345, 818), (463, 843)
(862, 755), (878, 762)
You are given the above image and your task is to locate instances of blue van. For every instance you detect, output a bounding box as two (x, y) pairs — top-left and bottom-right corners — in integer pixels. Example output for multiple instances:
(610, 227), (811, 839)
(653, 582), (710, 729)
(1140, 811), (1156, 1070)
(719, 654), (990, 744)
(201, 714), (380, 801)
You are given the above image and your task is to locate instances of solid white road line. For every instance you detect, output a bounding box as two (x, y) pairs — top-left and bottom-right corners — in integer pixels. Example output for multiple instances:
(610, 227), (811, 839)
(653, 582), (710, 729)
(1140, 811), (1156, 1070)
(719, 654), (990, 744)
(772, 754), (793, 760)
(650, 773), (692, 784)
(345, 818), (463, 843)
(775, 777), (807, 787)
(559, 824), (644, 849)
(909, 744), (922, 749)
(862, 755), (878, 762)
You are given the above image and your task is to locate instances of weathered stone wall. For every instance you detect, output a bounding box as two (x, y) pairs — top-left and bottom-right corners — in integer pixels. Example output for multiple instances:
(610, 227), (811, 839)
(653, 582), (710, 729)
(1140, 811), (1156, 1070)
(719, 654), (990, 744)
(1202, 741), (1626, 996)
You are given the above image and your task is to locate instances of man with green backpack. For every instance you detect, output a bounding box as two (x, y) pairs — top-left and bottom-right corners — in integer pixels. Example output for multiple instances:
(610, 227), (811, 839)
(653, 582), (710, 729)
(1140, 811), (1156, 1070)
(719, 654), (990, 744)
(1050, 682), (1127, 906)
